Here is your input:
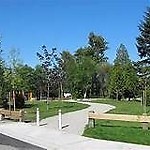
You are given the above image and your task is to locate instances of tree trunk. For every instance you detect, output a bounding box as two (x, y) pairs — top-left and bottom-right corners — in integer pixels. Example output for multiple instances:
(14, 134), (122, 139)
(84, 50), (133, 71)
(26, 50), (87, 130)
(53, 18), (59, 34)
(40, 87), (42, 100)
(116, 91), (119, 100)
(84, 91), (87, 99)
(13, 89), (15, 111)
(47, 82), (50, 100)
(60, 82), (63, 100)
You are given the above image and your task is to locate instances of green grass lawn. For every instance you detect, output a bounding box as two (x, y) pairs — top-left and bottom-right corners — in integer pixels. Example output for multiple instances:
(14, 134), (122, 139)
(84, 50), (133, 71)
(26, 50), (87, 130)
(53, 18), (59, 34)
(24, 100), (89, 122)
(83, 99), (150, 145)
(94, 99), (150, 115)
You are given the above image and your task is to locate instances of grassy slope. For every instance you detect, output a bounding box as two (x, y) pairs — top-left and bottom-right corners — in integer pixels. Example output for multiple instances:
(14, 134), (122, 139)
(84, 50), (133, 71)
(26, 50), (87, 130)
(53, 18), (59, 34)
(83, 99), (150, 145)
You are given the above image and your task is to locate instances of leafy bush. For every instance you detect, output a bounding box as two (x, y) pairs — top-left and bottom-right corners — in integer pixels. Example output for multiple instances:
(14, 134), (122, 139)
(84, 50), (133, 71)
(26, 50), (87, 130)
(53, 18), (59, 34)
(146, 89), (150, 106)
(2, 96), (8, 109)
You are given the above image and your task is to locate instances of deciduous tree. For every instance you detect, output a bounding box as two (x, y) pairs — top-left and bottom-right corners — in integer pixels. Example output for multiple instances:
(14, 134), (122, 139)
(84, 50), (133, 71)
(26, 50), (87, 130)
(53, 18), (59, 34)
(37, 45), (60, 99)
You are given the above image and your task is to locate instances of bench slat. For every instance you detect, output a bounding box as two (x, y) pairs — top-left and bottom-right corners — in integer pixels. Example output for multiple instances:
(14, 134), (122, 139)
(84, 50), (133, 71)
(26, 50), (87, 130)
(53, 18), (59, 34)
(89, 113), (150, 123)
(0, 109), (24, 121)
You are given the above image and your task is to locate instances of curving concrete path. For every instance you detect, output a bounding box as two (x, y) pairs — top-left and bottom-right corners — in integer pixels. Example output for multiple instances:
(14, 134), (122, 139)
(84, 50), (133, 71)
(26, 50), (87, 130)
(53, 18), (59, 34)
(40, 100), (115, 135)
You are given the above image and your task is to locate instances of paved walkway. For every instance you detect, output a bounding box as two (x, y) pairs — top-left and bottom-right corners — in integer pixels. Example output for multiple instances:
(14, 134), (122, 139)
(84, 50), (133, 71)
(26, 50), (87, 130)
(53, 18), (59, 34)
(0, 122), (150, 150)
(40, 100), (115, 135)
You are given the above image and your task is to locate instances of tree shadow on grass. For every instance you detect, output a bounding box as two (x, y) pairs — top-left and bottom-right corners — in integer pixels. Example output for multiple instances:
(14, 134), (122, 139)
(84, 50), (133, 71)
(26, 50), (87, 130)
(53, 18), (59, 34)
(99, 124), (141, 129)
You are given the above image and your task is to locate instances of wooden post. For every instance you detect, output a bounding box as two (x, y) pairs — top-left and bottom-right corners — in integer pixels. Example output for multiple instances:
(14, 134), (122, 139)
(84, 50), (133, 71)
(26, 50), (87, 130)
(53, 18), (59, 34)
(88, 111), (95, 128)
(142, 122), (148, 130)
(142, 113), (148, 130)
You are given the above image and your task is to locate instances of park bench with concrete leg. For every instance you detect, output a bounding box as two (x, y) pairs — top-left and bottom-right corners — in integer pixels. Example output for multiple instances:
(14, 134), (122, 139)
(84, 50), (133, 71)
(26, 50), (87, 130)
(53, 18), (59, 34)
(0, 109), (24, 122)
(88, 111), (150, 130)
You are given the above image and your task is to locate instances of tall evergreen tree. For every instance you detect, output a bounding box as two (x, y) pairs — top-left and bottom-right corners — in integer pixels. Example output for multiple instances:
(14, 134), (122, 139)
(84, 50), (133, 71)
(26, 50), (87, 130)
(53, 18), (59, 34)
(114, 44), (131, 65)
(136, 7), (150, 65)
(109, 44), (138, 100)
(136, 7), (150, 107)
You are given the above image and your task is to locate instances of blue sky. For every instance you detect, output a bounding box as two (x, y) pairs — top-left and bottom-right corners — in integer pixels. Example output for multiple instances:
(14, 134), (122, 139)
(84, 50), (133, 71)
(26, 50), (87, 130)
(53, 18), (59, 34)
(0, 0), (149, 67)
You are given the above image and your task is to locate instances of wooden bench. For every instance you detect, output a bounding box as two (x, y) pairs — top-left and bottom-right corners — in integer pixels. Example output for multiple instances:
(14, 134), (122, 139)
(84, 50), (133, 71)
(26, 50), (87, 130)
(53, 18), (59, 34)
(0, 109), (24, 122)
(88, 111), (150, 130)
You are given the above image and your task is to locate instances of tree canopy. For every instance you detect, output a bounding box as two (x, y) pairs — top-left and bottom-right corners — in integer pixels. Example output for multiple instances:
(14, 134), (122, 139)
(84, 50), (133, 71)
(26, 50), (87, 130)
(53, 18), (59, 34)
(1, 9), (150, 104)
(136, 7), (150, 65)
(109, 44), (138, 100)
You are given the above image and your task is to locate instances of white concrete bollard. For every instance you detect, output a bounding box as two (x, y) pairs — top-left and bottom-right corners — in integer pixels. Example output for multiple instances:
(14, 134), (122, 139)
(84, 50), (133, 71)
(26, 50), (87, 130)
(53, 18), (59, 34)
(36, 108), (40, 126)
(58, 109), (62, 130)
(0, 114), (3, 121)
(46, 101), (49, 111)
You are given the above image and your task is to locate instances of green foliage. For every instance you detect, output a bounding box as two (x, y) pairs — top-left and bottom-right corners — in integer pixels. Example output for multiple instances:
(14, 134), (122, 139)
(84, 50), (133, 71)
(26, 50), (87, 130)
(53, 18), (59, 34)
(114, 44), (131, 65)
(60, 50), (97, 98)
(33, 65), (47, 99)
(64, 32), (109, 98)
(109, 44), (138, 100)
(0, 40), (5, 103)
(59, 34), (106, 98)
(0, 32), (110, 100)
(16, 64), (35, 91)
(91, 62), (111, 97)
(6, 48), (24, 92)
(15, 92), (25, 108)
(74, 56), (97, 98)
(136, 7), (150, 63)
(75, 32), (108, 63)
(0, 28), (145, 102)
(136, 7), (150, 108)
(123, 64), (138, 99)
(88, 32), (108, 62)
(59, 51), (77, 94)
(2, 97), (8, 109)
(108, 65), (125, 99)
(37, 46), (60, 99)
(146, 89), (150, 106)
